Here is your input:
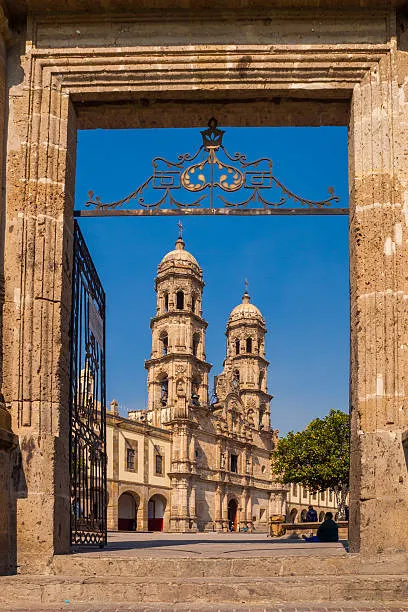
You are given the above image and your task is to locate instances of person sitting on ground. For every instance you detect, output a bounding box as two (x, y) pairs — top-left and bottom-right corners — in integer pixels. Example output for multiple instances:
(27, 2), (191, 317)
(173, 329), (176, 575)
(303, 511), (339, 543)
(306, 505), (318, 522)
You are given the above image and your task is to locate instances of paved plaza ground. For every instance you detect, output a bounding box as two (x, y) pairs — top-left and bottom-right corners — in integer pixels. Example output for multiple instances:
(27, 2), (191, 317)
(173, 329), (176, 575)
(71, 531), (348, 558)
(3, 534), (408, 611)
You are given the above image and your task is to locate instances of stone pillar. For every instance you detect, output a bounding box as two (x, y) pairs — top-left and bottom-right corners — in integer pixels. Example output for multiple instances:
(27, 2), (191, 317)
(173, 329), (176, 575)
(214, 484), (223, 531)
(349, 48), (408, 555)
(240, 489), (248, 530)
(169, 477), (189, 532)
(247, 492), (253, 531)
(4, 31), (77, 568)
(138, 497), (148, 532)
(221, 488), (228, 532)
(108, 422), (120, 531)
(107, 482), (118, 531)
(0, 7), (13, 576)
(188, 483), (197, 530)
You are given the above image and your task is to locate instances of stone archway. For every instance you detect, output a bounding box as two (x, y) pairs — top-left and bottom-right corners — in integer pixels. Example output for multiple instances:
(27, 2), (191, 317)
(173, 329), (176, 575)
(148, 494), (167, 532)
(289, 508), (298, 524)
(1, 2), (408, 570)
(228, 498), (239, 532)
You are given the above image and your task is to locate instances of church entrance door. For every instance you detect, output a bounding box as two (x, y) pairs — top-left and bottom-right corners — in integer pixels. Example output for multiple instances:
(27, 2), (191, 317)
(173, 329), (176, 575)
(228, 499), (238, 532)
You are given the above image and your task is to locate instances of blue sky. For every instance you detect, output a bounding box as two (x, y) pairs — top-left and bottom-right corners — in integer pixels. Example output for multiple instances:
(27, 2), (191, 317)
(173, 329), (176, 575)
(75, 125), (349, 436)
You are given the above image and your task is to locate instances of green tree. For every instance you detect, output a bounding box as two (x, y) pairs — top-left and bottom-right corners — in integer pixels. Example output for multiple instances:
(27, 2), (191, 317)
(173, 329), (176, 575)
(272, 409), (349, 519)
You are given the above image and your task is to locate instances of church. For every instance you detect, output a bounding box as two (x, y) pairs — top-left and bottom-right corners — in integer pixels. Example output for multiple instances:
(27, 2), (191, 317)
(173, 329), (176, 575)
(106, 234), (333, 532)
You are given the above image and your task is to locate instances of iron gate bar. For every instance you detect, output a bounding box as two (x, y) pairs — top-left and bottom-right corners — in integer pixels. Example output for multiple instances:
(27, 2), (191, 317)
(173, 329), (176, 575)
(78, 118), (345, 217)
(75, 207), (348, 217)
(69, 220), (107, 547)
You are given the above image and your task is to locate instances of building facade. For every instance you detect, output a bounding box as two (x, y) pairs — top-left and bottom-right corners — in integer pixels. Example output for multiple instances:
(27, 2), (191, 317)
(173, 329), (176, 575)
(286, 483), (338, 524)
(107, 236), (336, 533)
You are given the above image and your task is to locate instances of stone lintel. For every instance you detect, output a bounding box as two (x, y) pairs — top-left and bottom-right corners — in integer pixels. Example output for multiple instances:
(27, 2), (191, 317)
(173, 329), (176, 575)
(4, 0), (405, 20)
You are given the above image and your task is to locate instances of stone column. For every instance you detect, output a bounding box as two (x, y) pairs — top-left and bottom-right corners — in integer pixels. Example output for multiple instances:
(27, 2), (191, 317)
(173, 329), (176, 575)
(214, 484), (223, 531)
(4, 31), (77, 569)
(247, 492), (253, 532)
(138, 495), (148, 532)
(107, 482), (118, 531)
(108, 423), (120, 531)
(349, 48), (408, 555)
(0, 7), (13, 576)
(221, 488), (228, 532)
(188, 483), (197, 530)
(240, 489), (248, 530)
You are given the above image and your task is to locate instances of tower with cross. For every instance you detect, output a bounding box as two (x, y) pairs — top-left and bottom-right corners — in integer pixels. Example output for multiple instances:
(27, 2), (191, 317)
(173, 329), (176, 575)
(145, 227), (211, 425)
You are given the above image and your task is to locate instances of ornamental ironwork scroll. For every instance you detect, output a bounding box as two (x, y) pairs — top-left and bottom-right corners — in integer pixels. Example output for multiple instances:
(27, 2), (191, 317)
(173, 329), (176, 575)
(81, 118), (344, 216)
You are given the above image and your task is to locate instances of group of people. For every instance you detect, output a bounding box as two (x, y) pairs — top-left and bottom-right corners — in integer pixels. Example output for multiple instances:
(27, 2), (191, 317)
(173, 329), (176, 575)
(304, 505), (339, 543)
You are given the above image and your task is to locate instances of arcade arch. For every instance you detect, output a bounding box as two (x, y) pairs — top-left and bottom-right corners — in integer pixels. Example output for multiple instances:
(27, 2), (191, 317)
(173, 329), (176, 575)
(118, 492), (139, 531)
(148, 494), (167, 532)
(289, 508), (298, 524)
(227, 498), (239, 532)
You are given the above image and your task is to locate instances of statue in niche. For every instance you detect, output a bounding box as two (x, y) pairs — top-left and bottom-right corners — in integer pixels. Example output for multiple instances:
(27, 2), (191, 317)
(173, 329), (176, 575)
(176, 377), (185, 397)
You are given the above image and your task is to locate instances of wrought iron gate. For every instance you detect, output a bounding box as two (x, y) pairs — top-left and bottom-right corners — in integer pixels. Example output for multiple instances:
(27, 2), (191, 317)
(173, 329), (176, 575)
(69, 221), (107, 546)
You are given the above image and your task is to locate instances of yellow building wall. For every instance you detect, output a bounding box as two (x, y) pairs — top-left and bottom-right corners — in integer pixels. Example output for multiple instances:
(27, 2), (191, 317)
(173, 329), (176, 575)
(118, 429), (145, 483)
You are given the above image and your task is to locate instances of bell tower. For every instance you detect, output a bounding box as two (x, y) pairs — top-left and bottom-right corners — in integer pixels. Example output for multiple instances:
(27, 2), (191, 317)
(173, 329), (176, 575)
(216, 288), (272, 431)
(145, 230), (211, 427)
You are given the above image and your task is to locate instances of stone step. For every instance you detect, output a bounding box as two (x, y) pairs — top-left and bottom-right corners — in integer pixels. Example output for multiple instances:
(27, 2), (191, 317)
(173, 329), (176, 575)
(48, 553), (408, 579)
(1, 574), (408, 606)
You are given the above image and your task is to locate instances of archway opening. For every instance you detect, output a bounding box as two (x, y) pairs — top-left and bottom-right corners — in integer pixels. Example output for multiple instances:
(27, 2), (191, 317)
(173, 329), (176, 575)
(148, 494), (166, 531)
(73, 123), (349, 549)
(228, 498), (238, 532)
(118, 492), (138, 531)
(289, 508), (298, 523)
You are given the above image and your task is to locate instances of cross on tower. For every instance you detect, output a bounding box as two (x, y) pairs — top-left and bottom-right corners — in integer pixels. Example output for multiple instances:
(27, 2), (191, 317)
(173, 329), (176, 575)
(244, 278), (249, 293)
(177, 220), (184, 239)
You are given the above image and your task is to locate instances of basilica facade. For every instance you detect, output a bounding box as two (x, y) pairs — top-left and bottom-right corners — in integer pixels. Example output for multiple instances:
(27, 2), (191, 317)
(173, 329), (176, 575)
(106, 235), (332, 533)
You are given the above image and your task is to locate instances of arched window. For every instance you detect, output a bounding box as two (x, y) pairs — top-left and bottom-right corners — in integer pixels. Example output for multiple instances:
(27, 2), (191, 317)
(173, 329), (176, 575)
(191, 295), (196, 313)
(176, 290), (184, 310)
(235, 338), (240, 355)
(164, 293), (169, 312)
(246, 337), (252, 353)
(160, 333), (168, 356)
(192, 333), (200, 357)
(233, 369), (240, 386)
(258, 370), (265, 389)
(160, 377), (168, 406)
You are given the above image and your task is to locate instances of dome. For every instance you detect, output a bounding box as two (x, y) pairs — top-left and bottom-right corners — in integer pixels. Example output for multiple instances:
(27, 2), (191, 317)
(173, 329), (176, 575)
(228, 292), (264, 323)
(159, 237), (200, 269)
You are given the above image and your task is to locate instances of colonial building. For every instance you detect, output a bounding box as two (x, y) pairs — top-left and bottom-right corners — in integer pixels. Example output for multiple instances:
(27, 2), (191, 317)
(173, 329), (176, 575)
(106, 235), (335, 532)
